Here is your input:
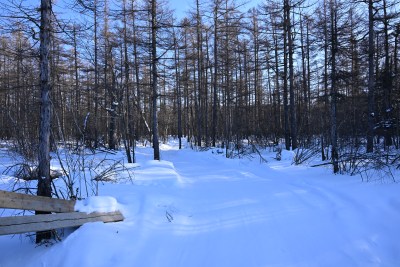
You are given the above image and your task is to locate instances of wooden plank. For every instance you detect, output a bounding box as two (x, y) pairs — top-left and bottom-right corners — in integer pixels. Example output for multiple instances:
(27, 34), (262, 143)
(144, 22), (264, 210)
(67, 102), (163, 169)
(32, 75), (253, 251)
(0, 190), (75, 213)
(0, 211), (124, 236)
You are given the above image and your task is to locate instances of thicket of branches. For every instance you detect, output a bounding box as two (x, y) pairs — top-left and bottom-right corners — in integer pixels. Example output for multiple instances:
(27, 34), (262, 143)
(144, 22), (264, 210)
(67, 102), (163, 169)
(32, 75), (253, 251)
(0, 0), (399, 174)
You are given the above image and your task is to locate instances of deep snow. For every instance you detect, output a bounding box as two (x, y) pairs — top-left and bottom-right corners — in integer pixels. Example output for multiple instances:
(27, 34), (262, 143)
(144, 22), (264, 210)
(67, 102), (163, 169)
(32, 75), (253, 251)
(0, 141), (399, 267)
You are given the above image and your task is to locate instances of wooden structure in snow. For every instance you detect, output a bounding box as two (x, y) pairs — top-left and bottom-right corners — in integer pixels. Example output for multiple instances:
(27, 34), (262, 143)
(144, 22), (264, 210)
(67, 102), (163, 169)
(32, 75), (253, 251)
(0, 190), (124, 236)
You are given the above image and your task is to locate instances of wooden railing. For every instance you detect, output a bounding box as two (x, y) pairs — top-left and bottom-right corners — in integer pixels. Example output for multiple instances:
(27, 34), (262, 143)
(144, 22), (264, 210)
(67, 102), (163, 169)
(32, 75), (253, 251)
(0, 190), (124, 236)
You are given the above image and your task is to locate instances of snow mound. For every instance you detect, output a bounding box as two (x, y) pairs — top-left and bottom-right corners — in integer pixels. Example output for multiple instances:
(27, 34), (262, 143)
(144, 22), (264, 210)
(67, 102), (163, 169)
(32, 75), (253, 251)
(74, 196), (119, 214)
(280, 149), (295, 161)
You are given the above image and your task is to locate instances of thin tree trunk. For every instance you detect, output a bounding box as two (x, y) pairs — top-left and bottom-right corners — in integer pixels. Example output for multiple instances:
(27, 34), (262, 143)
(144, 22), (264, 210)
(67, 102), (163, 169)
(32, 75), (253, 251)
(300, 13), (309, 142)
(212, 1), (219, 147)
(382, 0), (392, 148)
(204, 31), (210, 146)
(306, 17), (311, 140)
(122, 0), (133, 162)
(367, 0), (375, 153)
(330, 0), (339, 173)
(151, 0), (160, 160)
(173, 32), (182, 149)
(196, 0), (203, 147)
(283, 1), (290, 150)
(322, 0), (329, 161)
(286, 0), (297, 150)
(271, 15), (281, 140)
(94, 0), (99, 148)
(73, 25), (81, 137)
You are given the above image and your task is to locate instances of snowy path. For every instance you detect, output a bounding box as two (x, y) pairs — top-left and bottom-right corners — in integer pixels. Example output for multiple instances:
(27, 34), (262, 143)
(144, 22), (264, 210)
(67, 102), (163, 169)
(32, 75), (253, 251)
(0, 144), (399, 267)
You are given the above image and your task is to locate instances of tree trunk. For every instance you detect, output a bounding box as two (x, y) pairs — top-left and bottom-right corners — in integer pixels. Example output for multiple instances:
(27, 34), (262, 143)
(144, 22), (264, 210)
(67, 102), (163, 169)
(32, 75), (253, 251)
(122, 0), (134, 162)
(151, 0), (160, 160)
(173, 32), (182, 149)
(271, 14), (281, 140)
(300, 13), (309, 142)
(306, 17), (311, 141)
(196, 0), (203, 147)
(367, 0), (375, 153)
(212, 1), (219, 148)
(286, 0), (297, 150)
(322, 0), (329, 161)
(36, 0), (53, 243)
(330, 0), (339, 173)
(382, 0), (392, 148)
(283, 1), (290, 150)
(94, 0), (99, 148)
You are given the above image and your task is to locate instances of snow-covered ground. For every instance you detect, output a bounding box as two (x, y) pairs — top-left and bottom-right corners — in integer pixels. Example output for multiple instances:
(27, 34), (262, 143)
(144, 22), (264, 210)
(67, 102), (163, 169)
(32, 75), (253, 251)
(0, 141), (399, 267)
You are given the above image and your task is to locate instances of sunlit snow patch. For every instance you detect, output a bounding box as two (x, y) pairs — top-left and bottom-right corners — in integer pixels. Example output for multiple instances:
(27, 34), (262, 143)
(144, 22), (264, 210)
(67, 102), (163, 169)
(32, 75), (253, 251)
(74, 196), (119, 214)
(159, 143), (180, 151)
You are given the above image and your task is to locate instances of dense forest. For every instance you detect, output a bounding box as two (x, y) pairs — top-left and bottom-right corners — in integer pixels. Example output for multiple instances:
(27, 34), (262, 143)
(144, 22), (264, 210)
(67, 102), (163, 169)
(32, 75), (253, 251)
(0, 0), (399, 174)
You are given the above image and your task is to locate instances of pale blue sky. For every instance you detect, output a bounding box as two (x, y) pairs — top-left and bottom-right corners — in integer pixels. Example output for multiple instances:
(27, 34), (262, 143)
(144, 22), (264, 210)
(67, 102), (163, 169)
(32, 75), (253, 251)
(169, 0), (191, 19)
(168, 0), (262, 19)
(19, 0), (261, 21)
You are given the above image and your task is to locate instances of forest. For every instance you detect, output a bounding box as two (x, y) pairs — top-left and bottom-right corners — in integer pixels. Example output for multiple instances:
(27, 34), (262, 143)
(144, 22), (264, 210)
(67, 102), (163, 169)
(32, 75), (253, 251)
(0, 0), (399, 175)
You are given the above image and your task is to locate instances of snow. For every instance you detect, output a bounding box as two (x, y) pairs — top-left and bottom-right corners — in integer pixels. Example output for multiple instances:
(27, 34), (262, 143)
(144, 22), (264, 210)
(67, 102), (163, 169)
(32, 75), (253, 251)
(0, 140), (400, 267)
(74, 196), (119, 214)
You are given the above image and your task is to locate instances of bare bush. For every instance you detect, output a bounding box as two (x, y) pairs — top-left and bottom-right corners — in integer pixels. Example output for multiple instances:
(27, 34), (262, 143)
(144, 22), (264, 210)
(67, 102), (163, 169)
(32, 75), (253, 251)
(227, 143), (268, 164)
(292, 144), (320, 165)
(54, 144), (135, 199)
(338, 147), (398, 182)
(1, 140), (135, 200)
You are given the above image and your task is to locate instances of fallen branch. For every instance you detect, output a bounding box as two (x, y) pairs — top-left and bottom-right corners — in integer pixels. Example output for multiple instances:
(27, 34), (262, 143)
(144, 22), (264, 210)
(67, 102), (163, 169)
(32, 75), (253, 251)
(310, 162), (333, 167)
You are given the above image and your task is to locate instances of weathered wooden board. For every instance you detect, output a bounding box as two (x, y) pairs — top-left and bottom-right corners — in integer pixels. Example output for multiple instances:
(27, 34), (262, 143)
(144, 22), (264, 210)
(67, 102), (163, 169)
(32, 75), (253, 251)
(0, 211), (124, 236)
(0, 190), (75, 213)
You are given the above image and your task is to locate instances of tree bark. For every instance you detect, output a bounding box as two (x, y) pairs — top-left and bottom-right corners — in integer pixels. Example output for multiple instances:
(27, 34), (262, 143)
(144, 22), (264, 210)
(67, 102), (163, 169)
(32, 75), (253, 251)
(382, 0), (392, 148)
(330, 0), (339, 173)
(286, 0), (297, 150)
(196, 0), (203, 147)
(283, 1), (290, 150)
(151, 0), (160, 160)
(36, 0), (53, 243)
(173, 32), (182, 149)
(367, 0), (375, 153)
(94, 0), (99, 148)
(212, 0), (220, 148)
(300, 13), (309, 141)
(122, 0), (134, 162)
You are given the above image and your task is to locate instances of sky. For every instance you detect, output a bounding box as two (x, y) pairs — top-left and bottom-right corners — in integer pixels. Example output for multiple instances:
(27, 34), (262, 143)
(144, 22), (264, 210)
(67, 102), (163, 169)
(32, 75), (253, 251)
(169, 0), (192, 18)
(16, 0), (263, 21)
(168, 0), (263, 19)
